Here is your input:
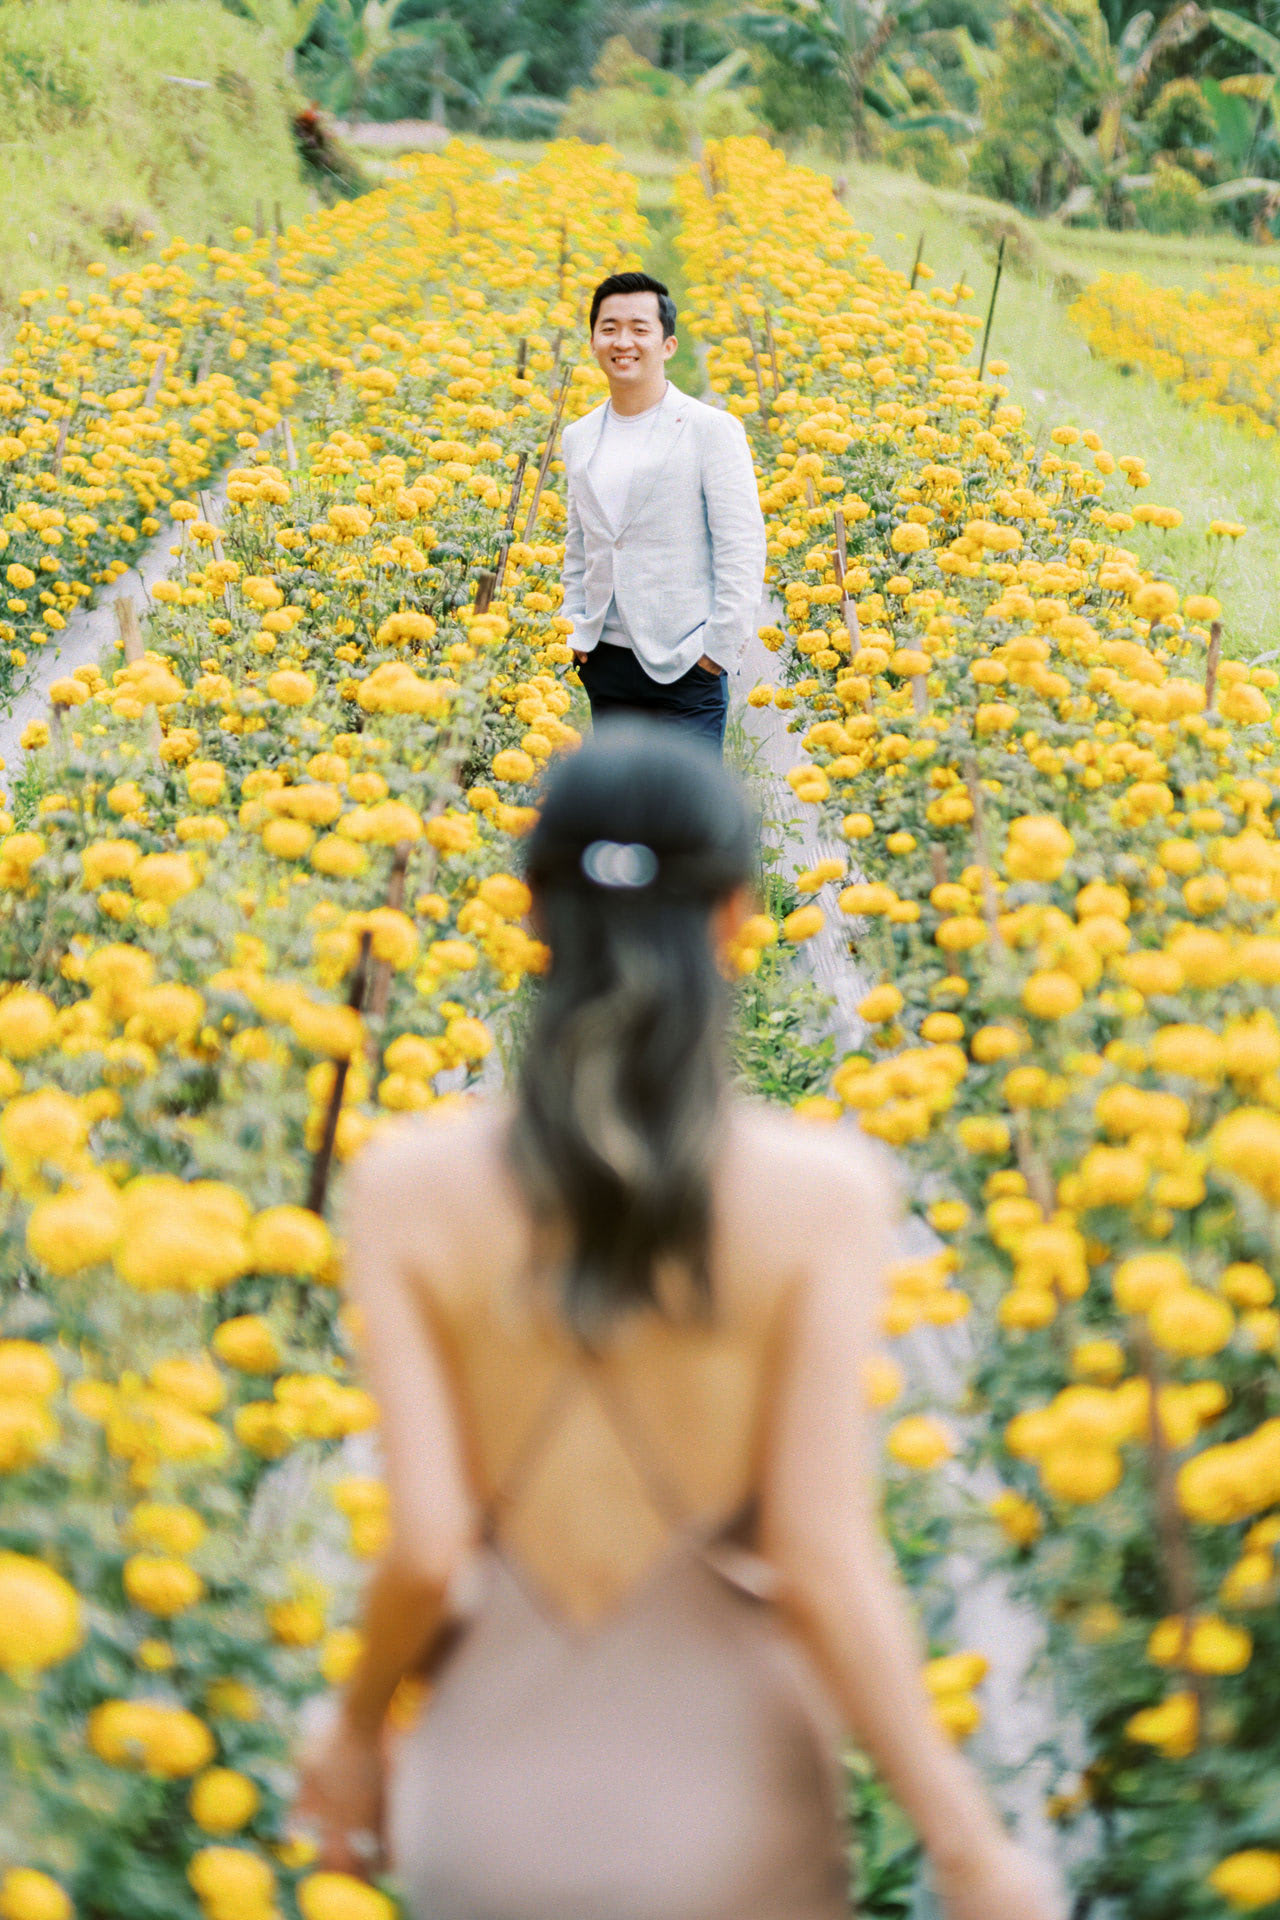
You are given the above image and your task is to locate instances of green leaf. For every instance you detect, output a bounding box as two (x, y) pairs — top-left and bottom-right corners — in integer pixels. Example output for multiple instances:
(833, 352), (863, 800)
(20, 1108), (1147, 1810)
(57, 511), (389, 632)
(1199, 75), (1256, 163)
(1209, 7), (1280, 75)
(1027, 0), (1107, 84)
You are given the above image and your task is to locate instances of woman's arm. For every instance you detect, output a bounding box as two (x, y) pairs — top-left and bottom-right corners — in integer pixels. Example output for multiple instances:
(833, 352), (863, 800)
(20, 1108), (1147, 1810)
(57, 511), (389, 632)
(759, 1153), (1062, 1919)
(291, 1132), (479, 1869)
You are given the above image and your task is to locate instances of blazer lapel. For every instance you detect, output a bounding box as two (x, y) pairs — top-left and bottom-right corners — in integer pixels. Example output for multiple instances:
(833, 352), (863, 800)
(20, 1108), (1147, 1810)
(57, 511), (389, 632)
(614, 382), (692, 534)
(571, 402), (611, 528)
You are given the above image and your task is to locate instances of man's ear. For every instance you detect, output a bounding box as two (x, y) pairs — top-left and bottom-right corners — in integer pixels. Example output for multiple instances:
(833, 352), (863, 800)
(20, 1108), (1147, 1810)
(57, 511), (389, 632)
(662, 333), (678, 360)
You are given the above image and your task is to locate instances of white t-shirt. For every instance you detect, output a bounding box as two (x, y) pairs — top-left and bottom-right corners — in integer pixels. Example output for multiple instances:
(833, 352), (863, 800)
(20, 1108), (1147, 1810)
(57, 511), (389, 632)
(588, 391), (666, 649)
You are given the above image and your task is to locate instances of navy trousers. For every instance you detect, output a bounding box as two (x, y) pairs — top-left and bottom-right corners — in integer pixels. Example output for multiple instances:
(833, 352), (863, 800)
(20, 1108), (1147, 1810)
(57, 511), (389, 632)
(577, 642), (729, 755)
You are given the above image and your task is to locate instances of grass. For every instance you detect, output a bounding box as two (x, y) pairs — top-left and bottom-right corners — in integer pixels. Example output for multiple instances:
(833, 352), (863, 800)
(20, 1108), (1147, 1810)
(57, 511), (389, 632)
(0, 0), (311, 322)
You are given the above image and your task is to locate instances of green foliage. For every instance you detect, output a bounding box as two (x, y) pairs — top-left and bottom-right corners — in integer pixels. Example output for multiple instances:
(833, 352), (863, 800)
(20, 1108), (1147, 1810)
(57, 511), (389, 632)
(560, 35), (758, 154)
(1132, 157), (1212, 234)
(881, 124), (967, 187)
(1144, 77), (1220, 161)
(0, 0), (307, 316)
(969, 0), (1109, 212)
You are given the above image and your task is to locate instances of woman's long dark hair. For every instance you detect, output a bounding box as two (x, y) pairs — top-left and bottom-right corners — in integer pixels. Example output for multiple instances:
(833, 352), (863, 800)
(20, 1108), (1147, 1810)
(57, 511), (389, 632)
(507, 719), (757, 1339)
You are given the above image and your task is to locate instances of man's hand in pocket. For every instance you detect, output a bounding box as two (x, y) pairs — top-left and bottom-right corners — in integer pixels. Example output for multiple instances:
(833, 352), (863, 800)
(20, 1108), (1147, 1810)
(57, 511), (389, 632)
(573, 649), (589, 665)
(697, 655), (724, 676)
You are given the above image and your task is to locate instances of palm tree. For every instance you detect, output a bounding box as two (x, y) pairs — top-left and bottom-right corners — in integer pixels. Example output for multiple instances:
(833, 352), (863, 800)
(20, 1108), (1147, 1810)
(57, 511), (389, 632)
(234, 0), (327, 80)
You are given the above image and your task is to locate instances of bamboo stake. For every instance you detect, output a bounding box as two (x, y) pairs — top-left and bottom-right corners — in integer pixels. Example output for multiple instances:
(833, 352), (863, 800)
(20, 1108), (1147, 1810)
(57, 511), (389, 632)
(50, 409), (72, 479)
(306, 931), (373, 1217)
(143, 350), (167, 411)
(762, 308), (782, 399)
(911, 673), (928, 717)
(963, 754), (1003, 947)
(909, 232), (925, 291)
(1205, 619), (1222, 713)
(114, 596), (144, 664)
(521, 368), (572, 541)
(472, 570), (496, 616)
(833, 508), (860, 651)
(493, 451), (527, 591)
(515, 336), (527, 381)
(281, 416), (298, 472)
(929, 845), (947, 887)
(740, 313), (770, 420)
(977, 235), (1006, 383)
(114, 599), (163, 758)
(1134, 1323), (1206, 1749)
(198, 490), (234, 614)
(365, 844), (412, 1041)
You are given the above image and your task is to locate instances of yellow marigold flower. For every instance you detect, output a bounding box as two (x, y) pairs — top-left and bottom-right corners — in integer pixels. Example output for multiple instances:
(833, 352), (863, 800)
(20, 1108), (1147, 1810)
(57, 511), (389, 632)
(887, 1415), (954, 1470)
(297, 1872), (398, 1920)
(782, 903), (825, 942)
(1209, 1851), (1280, 1910)
(189, 1768), (261, 1835)
(212, 1316), (281, 1373)
(249, 1206), (332, 1278)
(0, 1553), (82, 1674)
(0, 1870), (72, 1920)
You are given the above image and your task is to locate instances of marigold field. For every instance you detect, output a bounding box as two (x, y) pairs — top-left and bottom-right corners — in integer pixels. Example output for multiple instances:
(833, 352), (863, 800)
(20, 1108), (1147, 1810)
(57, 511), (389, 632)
(1072, 266), (1280, 443)
(2, 134), (1280, 1920)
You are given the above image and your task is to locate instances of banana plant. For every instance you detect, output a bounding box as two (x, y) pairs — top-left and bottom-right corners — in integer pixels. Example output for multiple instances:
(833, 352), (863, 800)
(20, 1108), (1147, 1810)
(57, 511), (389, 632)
(1210, 7), (1280, 150)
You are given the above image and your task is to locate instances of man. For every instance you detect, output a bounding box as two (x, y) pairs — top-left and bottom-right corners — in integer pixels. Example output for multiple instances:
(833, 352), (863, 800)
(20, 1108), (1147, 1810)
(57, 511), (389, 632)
(559, 271), (766, 755)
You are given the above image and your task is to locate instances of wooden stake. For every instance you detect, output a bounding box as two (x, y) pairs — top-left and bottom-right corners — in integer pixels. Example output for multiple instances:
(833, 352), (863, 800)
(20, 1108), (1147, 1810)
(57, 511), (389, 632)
(281, 416), (298, 472)
(143, 350), (167, 411)
(834, 508), (860, 651)
(911, 674), (928, 717)
(762, 308), (782, 399)
(114, 597), (144, 663)
(909, 232), (925, 291)
(740, 313), (770, 420)
(1205, 619), (1222, 713)
(472, 569), (496, 615)
(306, 931), (373, 1217)
(963, 754), (1003, 946)
(51, 411), (72, 478)
(1135, 1322), (1205, 1748)
(929, 844), (947, 887)
(493, 451), (527, 590)
(198, 490), (234, 614)
(977, 235), (1006, 383)
(521, 367), (572, 541)
(515, 336), (527, 380)
(366, 844), (412, 1039)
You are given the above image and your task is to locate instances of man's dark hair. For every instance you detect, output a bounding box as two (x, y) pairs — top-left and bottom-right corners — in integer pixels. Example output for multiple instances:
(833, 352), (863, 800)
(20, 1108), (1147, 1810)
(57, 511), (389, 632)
(589, 271), (676, 339)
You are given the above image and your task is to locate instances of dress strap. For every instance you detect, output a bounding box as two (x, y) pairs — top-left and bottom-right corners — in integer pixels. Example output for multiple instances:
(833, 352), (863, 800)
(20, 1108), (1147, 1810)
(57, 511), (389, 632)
(479, 1366), (582, 1540)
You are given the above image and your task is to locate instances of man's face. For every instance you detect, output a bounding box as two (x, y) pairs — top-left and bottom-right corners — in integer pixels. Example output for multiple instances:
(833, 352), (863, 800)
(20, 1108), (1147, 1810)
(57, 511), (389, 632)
(590, 291), (675, 387)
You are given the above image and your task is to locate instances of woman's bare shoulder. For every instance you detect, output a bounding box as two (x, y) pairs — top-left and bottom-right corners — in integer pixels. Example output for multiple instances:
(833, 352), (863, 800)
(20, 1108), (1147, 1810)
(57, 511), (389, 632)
(726, 1099), (898, 1221)
(346, 1098), (515, 1212)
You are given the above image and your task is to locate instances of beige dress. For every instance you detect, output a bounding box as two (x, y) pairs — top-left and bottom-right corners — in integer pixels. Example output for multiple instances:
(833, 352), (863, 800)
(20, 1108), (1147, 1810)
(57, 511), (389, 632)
(385, 1262), (852, 1920)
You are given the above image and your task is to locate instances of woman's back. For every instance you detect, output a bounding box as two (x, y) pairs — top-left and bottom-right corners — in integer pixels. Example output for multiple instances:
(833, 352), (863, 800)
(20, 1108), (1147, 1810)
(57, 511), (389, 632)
(296, 724), (1061, 1920)
(373, 1095), (865, 1920)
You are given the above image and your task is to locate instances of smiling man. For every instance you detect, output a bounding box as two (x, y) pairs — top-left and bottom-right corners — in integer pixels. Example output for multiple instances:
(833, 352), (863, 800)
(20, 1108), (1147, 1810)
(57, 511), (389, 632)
(559, 271), (766, 755)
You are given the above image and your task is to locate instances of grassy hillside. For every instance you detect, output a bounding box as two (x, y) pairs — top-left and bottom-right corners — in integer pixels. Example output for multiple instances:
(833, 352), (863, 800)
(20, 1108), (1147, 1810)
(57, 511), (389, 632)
(0, 0), (310, 316)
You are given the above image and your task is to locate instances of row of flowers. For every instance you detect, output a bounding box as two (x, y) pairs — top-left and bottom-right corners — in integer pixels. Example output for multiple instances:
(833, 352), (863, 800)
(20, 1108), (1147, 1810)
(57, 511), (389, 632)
(676, 136), (1280, 1916)
(0, 140), (646, 1920)
(1071, 266), (1280, 442)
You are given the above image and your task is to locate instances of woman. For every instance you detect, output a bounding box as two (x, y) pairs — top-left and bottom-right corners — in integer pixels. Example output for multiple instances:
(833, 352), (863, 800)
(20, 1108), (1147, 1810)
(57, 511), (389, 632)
(293, 721), (1062, 1920)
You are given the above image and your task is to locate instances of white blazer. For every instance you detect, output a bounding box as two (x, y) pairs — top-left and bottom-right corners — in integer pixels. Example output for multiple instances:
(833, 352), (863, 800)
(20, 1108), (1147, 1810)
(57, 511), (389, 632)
(560, 380), (767, 683)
